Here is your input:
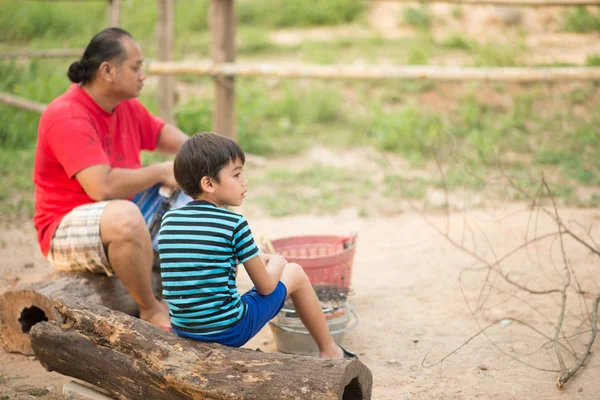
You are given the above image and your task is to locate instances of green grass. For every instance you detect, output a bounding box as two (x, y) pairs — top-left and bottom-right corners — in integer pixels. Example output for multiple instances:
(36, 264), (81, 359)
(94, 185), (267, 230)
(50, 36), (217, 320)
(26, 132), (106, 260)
(562, 6), (600, 33)
(0, 60), (70, 148)
(0, 0), (365, 56)
(402, 6), (432, 30)
(237, 0), (366, 28)
(440, 34), (473, 51)
(472, 41), (522, 67)
(250, 166), (373, 217)
(586, 54), (600, 66)
(2, 1), (600, 216)
(0, 148), (35, 217)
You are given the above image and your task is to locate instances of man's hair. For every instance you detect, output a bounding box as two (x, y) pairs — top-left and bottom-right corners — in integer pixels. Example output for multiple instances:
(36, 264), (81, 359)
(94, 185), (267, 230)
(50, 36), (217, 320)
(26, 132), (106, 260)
(174, 132), (246, 198)
(67, 28), (133, 85)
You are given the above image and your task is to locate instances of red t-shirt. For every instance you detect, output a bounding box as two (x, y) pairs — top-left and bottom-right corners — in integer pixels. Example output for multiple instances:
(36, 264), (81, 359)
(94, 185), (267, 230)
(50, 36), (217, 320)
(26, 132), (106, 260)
(33, 84), (165, 256)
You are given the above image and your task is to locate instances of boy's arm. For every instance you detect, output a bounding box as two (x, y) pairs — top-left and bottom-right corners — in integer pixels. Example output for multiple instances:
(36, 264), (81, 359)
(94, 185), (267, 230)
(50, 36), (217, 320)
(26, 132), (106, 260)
(243, 254), (287, 296)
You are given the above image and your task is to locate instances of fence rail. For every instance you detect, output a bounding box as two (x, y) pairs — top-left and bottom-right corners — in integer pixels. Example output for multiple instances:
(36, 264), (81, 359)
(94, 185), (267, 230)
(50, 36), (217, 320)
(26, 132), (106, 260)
(376, 0), (600, 5)
(0, 93), (47, 113)
(6, 0), (600, 138)
(0, 49), (83, 60)
(148, 62), (600, 82)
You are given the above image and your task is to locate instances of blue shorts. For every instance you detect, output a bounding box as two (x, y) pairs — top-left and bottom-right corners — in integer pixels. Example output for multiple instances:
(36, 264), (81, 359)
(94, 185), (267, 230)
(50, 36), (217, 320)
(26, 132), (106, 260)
(172, 281), (288, 348)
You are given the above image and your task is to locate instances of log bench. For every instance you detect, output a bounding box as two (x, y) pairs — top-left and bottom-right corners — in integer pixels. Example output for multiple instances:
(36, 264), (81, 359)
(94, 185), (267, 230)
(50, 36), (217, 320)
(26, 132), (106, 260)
(0, 269), (162, 355)
(30, 296), (373, 400)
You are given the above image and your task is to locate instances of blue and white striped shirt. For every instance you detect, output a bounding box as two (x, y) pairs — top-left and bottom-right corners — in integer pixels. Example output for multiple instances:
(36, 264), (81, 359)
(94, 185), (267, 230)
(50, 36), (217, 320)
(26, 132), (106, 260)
(158, 200), (259, 335)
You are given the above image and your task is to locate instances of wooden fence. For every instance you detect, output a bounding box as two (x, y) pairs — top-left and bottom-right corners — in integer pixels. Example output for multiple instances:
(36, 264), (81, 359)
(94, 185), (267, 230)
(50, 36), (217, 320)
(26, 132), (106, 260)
(3, 0), (600, 139)
(380, 0), (600, 5)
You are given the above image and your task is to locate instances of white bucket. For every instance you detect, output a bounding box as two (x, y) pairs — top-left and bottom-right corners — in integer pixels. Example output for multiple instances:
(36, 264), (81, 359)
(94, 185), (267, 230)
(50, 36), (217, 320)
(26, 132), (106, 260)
(269, 303), (358, 356)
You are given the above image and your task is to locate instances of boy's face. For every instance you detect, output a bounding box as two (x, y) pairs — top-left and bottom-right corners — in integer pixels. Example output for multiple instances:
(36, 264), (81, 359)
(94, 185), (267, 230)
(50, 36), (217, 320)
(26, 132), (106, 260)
(213, 158), (247, 207)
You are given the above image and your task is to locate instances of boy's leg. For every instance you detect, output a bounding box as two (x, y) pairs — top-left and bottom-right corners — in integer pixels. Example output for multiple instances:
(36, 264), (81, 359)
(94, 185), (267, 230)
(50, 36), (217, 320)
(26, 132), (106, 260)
(279, 263), (344, 359)
(100, 200), (170, 328)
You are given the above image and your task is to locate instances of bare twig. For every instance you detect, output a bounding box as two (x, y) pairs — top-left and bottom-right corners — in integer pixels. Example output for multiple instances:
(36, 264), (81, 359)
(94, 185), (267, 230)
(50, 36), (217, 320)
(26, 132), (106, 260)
(380, 141), (600, 388)
(542, 177), (571, 375)
(422, 317), (561, 372)
(557, 296), (600, 388)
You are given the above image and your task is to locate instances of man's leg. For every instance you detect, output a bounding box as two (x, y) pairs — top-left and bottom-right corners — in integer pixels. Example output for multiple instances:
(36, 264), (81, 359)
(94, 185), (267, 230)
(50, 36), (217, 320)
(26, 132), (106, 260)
(100, 200), (170, 328)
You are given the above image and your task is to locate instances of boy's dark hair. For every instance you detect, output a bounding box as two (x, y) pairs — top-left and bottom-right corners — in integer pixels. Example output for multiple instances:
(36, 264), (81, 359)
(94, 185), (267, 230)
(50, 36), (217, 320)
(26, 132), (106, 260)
(174, 132), (246, 198)
(67, 27), (133, 85)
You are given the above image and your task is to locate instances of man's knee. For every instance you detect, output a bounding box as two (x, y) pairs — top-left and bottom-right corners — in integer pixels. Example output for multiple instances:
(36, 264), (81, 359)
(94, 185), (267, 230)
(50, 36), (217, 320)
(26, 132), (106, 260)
(101, 200), (148, 243)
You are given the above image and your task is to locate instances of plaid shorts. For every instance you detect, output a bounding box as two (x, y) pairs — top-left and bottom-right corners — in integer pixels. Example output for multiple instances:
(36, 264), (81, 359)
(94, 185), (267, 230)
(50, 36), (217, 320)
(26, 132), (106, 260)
(46, 184), (192, 276)
(46, 201), (112, 276)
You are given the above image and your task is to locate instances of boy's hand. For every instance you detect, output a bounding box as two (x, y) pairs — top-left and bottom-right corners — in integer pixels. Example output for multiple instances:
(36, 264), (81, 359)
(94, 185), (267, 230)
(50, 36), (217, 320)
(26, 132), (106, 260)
(258, 253), (272, 264)
(267, 254), (287, 268)
(259, 253), (287, 267)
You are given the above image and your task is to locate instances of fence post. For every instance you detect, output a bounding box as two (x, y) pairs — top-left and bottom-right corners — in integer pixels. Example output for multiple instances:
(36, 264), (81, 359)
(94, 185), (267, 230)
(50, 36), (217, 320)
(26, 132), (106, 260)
(107, 0), (121, 27)
(210, 0), (236, 140)
(157, 0), (175, 125)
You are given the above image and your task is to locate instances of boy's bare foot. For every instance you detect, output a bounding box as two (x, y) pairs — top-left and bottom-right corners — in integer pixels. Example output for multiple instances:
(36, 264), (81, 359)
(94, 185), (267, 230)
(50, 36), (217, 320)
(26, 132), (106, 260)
(319, 345), (344, 359)
(320, 345), (358, 359)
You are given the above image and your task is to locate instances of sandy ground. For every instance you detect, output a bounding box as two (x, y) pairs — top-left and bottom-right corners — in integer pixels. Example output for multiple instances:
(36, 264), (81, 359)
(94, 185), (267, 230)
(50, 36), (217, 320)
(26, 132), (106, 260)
(2, 4), (600, 397)
(1, 202), (600, 399)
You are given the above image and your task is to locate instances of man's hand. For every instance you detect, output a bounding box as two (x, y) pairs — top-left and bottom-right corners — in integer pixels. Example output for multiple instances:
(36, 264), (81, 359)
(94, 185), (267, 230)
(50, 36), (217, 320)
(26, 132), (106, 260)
(156, 161), (178, 189)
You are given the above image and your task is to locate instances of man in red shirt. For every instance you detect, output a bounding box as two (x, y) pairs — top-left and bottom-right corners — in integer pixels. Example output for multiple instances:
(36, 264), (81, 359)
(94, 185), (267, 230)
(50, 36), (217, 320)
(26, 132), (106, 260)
(33, 28), (188, 329)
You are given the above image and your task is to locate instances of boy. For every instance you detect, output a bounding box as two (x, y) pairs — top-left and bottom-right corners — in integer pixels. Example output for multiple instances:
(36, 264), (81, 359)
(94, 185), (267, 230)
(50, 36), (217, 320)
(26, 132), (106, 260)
(158, 133), (356, 359)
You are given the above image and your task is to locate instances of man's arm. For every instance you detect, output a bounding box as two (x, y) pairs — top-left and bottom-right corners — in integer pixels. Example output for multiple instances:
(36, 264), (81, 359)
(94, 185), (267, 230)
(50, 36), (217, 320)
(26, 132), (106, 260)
(75, 161), (176, 201)
(156, 124), (189, 154)
(76, 123), (188, 201)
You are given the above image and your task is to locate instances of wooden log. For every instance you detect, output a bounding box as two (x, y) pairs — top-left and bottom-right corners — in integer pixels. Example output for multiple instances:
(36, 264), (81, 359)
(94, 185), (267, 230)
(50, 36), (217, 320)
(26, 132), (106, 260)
(210, 0), (236, 140)
(0, 270), (162, 355)
(31, 296), (372, 400)
(148, 62), (600, 82)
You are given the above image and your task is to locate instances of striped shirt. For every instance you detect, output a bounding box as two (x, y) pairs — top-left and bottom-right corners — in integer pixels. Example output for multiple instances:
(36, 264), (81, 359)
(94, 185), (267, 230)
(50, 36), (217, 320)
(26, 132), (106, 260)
(158, 200), (259, 335)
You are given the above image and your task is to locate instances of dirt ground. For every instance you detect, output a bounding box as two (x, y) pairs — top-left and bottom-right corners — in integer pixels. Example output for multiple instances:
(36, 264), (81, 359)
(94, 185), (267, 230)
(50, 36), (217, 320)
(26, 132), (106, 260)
(3, 4), (600, 399)
(2, 202), (600, 399)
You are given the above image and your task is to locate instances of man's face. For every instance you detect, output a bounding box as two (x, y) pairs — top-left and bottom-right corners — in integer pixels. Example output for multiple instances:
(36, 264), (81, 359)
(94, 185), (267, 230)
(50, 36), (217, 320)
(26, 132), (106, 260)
(112, 38), (146, 100)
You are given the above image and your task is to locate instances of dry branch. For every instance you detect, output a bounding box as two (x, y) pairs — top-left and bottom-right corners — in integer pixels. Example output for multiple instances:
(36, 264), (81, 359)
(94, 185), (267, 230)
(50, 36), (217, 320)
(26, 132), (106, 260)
(148, 62), (600, 82)
(30, 296), (373, 400)
(557, 296), (600, 388)
(382, 151), (600, 388)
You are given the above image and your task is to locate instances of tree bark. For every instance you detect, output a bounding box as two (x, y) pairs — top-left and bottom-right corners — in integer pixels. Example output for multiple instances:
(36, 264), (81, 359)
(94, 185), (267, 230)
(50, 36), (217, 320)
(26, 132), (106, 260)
(0, 270), (162, 355)
(30, 296), (373, 400)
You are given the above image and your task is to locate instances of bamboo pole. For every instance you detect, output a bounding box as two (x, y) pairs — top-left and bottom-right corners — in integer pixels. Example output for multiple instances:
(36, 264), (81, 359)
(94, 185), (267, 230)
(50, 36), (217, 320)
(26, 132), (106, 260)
(148, 62), (600, 82)
(372, 0), (600, 6)
(107, 0), (121, 27)
(157, 0), (175, 124)
(0, 92), (46, 113)
(210, 0), (236, 140)
(0, 49), (83, 60)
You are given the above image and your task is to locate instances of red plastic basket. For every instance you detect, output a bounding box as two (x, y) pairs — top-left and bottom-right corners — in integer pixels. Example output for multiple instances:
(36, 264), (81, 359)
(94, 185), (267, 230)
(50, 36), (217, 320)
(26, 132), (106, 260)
(266, 234), (357, 288)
